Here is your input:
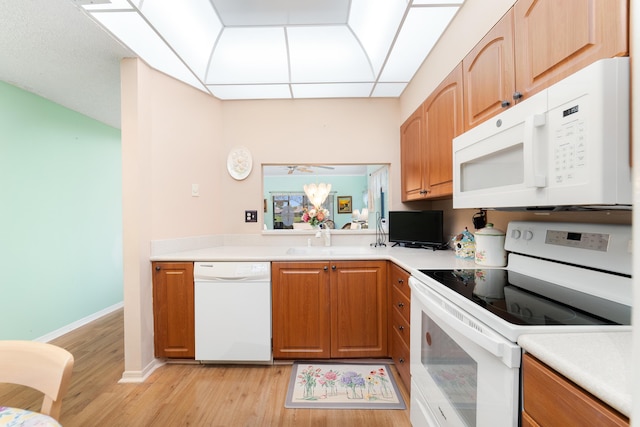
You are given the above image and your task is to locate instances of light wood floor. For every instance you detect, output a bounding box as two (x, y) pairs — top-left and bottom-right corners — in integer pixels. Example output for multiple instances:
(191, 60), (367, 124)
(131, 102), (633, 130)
(0, 309), (412, 426)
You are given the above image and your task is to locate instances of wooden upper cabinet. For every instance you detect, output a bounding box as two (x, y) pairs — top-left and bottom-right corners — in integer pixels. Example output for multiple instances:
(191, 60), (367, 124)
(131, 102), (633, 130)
(152, 262), (195, 359)
(401, 64), (463, 201)
(400, 105), (426, 201)
(423, 63), (464, 198)
(462, 9), (515, 131)
(461, 0), (628, 130)
(514, 0), (628, 100)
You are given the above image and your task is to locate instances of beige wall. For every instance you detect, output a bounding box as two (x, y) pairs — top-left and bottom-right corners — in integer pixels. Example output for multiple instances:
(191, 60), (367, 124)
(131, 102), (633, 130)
(219, 99), (400, 234)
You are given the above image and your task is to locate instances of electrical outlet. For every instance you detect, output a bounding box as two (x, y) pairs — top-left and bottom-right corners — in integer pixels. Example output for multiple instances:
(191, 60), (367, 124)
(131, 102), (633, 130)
(191, 184), (200, 197)
(245, 210), (258, 222)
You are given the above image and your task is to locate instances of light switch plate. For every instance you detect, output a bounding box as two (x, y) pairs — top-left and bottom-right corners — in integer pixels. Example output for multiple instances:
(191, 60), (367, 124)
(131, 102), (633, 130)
(245, 210), (257, 222)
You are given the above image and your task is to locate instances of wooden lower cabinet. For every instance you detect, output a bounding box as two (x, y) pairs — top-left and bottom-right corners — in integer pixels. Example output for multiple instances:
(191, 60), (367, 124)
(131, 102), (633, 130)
(272, 260), (387, 359)
(152, 262), (195, 359)
(388, 263), (411, 389)
(522, 353), (629, 427)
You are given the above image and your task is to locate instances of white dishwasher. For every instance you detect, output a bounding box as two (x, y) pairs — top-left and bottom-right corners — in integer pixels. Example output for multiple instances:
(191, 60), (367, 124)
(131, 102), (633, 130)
(194, 261), (272, 363)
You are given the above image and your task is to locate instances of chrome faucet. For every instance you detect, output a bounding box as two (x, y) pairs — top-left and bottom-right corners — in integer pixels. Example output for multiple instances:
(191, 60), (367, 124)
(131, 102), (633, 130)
(315, 223), (331, 246)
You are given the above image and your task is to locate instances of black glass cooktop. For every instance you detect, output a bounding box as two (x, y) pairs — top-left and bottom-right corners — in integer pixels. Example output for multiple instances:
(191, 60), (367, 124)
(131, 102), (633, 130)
(419, 269), (631, 327)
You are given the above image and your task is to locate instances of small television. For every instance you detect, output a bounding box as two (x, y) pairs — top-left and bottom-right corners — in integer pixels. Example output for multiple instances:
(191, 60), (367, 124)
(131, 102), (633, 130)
(388, 210), (446, 249)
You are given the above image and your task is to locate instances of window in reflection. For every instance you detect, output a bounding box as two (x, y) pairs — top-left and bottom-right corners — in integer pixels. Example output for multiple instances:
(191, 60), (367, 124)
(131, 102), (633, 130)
(271, 192), (335, 229)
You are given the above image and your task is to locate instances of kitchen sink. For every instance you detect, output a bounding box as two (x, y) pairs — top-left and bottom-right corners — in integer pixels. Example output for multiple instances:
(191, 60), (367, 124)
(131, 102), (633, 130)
(285, 246), (374, 256)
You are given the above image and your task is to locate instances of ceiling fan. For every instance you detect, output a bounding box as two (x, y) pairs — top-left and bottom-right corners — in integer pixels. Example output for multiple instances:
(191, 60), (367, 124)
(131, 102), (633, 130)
(285, 165), (335, 174)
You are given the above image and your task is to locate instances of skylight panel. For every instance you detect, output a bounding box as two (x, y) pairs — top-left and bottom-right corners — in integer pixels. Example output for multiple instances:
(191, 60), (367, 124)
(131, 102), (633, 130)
(140, 0), (221, 79)
(207, 27), (289, 84)
(91, 11), (204, 90)
(208, 84), (292, 100)
(287, 26), (373, 83)
(379, 6), (458, 82)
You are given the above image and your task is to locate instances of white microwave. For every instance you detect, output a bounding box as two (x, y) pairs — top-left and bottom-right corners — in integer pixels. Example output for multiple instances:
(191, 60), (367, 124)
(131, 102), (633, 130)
(453, 57), (630, 210)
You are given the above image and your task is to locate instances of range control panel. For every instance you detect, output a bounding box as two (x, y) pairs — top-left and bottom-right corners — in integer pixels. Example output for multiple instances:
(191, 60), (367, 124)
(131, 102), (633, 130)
(505, 221), (631, 275)
(545, 230), (609, 252)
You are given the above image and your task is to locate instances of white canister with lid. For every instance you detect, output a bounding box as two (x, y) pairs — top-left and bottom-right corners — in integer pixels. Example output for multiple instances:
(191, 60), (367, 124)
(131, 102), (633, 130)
(474, 223), (507, 267)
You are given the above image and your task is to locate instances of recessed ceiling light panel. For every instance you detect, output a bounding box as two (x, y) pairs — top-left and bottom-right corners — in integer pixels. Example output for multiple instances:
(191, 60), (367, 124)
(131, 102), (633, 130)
(207, 27), (289, 84)
(288, 26), (373, 83)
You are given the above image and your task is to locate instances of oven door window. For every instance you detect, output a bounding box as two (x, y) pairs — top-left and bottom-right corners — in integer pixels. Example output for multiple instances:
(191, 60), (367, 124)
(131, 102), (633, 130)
(422, 312), (478, 427)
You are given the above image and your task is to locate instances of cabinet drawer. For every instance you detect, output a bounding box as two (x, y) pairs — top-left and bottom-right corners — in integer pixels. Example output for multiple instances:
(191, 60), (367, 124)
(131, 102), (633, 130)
(391, 324), (411, 389)
(523, 354), (628, 427)
(391, 304), (410, 346)
(391, 285), (411, 324)
(389, 264), (411, 299)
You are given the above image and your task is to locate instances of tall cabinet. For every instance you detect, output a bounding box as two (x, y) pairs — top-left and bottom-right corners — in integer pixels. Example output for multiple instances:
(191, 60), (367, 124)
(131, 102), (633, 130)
(400, 63), (464, 201)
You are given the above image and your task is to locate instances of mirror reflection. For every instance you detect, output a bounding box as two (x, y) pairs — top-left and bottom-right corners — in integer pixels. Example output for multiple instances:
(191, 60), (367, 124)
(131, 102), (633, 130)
(262, 164), (389, 231)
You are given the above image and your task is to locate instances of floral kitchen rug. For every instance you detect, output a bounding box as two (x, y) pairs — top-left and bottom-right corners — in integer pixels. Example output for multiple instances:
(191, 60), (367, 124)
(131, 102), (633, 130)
(285, 362), (406, 409)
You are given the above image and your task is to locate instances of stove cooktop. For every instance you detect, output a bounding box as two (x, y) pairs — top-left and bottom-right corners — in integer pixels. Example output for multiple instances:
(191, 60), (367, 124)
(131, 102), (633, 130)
(419, 269), (632, 327)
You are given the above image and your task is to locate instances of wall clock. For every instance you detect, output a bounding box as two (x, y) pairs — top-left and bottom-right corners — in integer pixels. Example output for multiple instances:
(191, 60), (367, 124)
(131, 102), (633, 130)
(227, 147), (252, 180)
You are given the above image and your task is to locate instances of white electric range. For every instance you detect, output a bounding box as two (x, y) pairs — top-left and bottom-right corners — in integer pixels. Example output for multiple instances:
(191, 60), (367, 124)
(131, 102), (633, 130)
(409, 221), (632, 427)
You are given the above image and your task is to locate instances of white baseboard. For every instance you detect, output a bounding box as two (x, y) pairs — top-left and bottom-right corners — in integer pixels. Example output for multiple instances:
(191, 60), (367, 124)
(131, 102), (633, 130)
(119, 358), (165, 383)
(36, 302), (124, 343)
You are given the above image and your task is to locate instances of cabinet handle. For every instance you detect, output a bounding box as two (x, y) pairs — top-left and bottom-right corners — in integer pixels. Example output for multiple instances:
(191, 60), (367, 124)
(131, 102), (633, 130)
(398, 325), (405, 332)
(397, 302), (404, 308)
(501, 100), (511, 108)
(331, 265), (337, 270)
(513, 91), (523, 101)
(399, 358), (405, 364)
(323, 266), (329, 271)
(398, 278), (404, 284)
(419, 189), (430, 195)
(155, 265), (161, 271)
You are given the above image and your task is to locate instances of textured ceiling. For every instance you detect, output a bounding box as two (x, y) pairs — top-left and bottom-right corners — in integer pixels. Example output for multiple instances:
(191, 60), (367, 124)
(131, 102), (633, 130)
(0, 0), (132, 128)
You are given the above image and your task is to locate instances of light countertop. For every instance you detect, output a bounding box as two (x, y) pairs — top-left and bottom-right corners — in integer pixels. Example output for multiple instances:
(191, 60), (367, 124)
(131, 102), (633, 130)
(150, 244), (479, 274)
(518, 332), (631, 417)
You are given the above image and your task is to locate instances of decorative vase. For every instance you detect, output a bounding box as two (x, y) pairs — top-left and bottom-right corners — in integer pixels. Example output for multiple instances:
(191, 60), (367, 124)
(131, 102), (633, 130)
(346, 386), (363, 399)
(303, 382), (314, 399)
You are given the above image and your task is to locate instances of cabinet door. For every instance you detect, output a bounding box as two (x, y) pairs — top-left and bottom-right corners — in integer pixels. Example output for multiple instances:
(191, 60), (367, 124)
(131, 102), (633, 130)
(272, 262), (331, 359)
(522, 353), (629, 427)
(152, 262), (195, 359)
(514, 0), (628, 100)
(330, 261), (387, 358)
(400, 105), (427, 201)
(463, 9), (515, 131)
(423, 63), (464, 198)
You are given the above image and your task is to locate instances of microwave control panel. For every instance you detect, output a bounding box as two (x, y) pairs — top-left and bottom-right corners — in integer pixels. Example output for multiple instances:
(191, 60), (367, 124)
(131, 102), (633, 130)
(551, 96), (588, 186)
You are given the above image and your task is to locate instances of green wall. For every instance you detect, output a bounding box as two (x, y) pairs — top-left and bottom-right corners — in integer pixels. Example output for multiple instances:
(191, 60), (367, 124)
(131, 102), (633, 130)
(0, 81), (123, 340)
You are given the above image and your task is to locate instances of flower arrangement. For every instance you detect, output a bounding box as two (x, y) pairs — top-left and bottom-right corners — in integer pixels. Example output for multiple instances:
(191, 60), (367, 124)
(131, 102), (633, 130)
(297, 365), (322, 399)
(301, 206), (329, 227)
(365, 368), (392, 398)
(340, 371), (365, 399)
(318, 369), (340, 397)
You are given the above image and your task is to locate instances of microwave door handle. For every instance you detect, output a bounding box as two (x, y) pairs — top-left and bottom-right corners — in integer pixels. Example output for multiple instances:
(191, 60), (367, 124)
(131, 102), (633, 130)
(523, 113), (547, 188)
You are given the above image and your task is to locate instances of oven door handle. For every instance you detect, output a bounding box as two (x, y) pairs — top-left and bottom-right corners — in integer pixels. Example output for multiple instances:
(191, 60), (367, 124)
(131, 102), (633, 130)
(411, 279), (521, 368)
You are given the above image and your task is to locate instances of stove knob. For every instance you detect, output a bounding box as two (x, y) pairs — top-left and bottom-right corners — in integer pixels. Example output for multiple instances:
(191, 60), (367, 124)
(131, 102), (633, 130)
(511, 229), (522, 239)
(521, 308), (533, 318)
(523, 230), (534, 241)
